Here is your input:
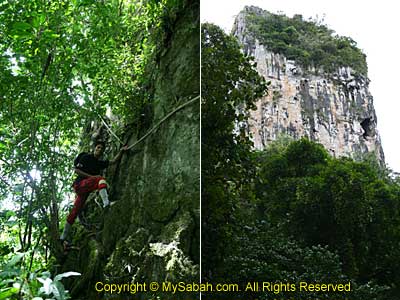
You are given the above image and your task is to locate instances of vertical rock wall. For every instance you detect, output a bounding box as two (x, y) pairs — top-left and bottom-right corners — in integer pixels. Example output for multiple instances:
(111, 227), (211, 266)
(60, 1), (199, 299)
(233, 6), (384, 163)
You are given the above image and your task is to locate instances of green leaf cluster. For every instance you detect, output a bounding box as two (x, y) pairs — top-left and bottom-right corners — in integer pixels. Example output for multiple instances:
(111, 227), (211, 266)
(203, 136), (400, 299)
(0, 251), (79, 300)
(245, 9), (368, 76)
(256, 139), (400, 285)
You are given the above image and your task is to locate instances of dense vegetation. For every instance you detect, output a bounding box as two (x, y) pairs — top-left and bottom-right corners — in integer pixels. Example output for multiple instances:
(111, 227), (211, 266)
(245, 8), (368, 76)
(201, 22), (267, 277)
(202, 23), (400, 299)
(0, 0), (186, 298)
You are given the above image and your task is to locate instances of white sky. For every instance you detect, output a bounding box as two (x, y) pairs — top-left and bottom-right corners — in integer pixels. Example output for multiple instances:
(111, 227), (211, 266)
(201, 0), (400, 173)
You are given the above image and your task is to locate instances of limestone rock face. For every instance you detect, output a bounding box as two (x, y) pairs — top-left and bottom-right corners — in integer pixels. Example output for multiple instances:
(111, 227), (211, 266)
(233, 6), (384, 163)
(60, 1), (199, 299)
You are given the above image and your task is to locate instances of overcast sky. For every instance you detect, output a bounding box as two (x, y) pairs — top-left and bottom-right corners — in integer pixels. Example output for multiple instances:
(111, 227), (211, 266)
(201, 0), (400, 173)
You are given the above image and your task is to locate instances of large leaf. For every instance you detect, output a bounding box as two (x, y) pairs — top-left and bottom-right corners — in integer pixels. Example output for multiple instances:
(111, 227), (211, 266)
(5, 252), (25, 268)
(38, 277), (52, 295)
(12, 22), (31, 31)
(53, 271), (81, 282)
(0, 270), (19, 278)
(0, 287), (19, 300)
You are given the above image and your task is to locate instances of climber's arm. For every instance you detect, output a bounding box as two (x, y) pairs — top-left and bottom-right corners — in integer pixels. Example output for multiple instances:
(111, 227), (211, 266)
(109, 145), (129, 165)
(75, 168), (100, 178)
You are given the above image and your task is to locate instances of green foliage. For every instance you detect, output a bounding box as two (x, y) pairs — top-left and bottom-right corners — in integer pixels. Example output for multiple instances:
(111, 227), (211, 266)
(36, 271), (81, 300)
(201, 23), (267, 276)
(255, 140), (400, 285)
(208, 139), (399, 298)
(245, 10), (368, 76)
(0, 0), (185, 296)
(0, 252), (80, 300)
(0, 214), (58, 299)
(217, 219), (389, 300)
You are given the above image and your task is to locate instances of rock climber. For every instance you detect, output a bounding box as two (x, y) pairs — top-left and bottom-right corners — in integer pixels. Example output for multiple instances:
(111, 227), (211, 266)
(60, 140), (128, 249)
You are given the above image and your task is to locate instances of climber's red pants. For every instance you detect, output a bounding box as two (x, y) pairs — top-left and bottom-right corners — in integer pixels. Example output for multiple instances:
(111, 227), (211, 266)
(66, 176), (107, 225)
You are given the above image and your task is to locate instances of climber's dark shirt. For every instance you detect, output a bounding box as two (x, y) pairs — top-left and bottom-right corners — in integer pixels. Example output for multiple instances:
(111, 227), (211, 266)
(73, 153), (109, 185)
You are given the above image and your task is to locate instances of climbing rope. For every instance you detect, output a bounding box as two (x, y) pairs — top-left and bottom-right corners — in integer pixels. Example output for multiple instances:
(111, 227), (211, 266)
(99, 115), (124, 145)
(100, 95), (200, 150)
(127, 95), (199, 150)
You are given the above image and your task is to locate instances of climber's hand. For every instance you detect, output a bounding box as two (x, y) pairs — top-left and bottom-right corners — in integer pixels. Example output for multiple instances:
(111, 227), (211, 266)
(110, 145), (128, 165)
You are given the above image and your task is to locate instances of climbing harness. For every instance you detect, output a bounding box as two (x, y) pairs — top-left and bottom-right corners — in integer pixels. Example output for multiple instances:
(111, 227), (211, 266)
(101, 95), (200, 149)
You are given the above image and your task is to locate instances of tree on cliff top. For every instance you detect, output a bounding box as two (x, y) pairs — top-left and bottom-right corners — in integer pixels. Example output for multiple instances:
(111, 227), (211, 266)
(244, 7), (368, 76)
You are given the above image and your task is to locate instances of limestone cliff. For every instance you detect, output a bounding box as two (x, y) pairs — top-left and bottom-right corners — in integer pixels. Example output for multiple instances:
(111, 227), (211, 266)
(233, 6), (384, 163)
(58, 1), (199, 299)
